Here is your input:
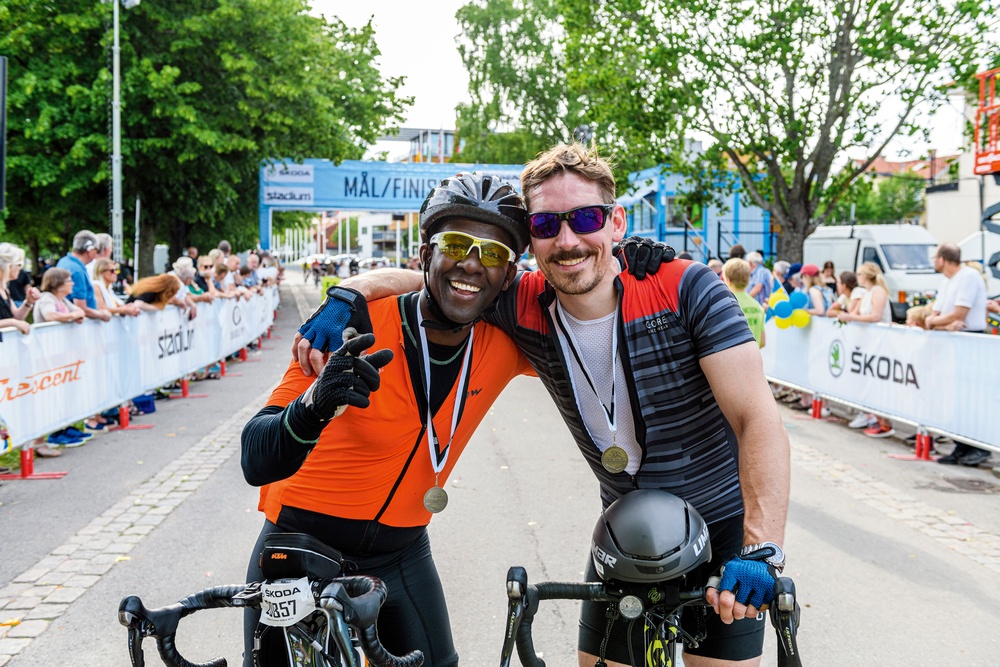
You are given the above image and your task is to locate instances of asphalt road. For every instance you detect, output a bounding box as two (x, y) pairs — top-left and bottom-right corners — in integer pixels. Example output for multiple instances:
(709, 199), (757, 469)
(2, 275), (999, 666)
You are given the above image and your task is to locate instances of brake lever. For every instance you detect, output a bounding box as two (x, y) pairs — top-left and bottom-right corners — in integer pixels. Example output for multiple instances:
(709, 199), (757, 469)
(126, 626), (145, 667)
(500, 566), (529, 667)
(769, 577), (802, 667)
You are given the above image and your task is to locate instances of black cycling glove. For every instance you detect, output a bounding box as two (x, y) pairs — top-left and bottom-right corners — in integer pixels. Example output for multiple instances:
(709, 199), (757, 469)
(614, 236), (676, 280)
(298, 333), (394, 421)
(298, 286), (373, 354)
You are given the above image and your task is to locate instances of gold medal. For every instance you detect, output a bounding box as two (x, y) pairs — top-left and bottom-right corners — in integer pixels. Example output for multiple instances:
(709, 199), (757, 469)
(601, 445), (629, 474)
(423, 485), (449, 513)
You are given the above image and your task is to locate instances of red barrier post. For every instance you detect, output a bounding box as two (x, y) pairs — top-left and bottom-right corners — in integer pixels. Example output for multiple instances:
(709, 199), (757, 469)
(219, 360), (226, 377)
(239, 348), (248, 362)
(888, 428), (937, 462)
(169, 377), (208, 400)
(810, 397), (823, 419)
(0, 447), (69, 481)
(109, 405), (155, 431)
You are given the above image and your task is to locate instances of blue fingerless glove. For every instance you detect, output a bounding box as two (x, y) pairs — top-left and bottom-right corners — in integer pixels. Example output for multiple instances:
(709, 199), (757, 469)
(298, 287), (373, 354)
(717, 557), (776, 609)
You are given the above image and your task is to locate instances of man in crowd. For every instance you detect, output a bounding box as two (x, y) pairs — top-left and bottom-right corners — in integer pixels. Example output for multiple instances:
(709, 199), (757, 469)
(56, 230), (111, 322)
(926, 243), (990, 466)
(746, 250), (773, 307)
(298, 144), (789, 667)
(86, 232), (114, 280)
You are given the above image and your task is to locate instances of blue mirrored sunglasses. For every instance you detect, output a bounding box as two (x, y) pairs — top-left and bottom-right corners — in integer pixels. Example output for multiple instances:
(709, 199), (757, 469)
(528, 204), (615, 239)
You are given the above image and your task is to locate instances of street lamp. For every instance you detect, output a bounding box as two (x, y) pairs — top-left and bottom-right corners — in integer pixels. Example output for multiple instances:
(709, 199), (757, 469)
(108, 0), (140, 263)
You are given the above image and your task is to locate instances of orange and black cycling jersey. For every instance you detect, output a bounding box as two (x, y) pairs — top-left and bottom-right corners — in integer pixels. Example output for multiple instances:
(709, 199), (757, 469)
(241, 293), (533, 528)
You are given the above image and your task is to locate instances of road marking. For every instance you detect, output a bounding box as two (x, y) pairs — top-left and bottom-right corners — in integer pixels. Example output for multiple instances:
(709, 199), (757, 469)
(791, 439), (1000, 573)
(0, 392), (271, 663)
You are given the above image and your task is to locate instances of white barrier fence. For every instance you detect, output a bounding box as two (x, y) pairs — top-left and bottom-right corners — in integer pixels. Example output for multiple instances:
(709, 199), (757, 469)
(762, 317), (999, 448)
(0, 288), (279, 447)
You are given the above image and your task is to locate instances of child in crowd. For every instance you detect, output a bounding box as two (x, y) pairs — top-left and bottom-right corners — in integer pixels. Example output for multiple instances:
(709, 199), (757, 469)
(905, 304), (932, 329)
(721, 258), (765, 348)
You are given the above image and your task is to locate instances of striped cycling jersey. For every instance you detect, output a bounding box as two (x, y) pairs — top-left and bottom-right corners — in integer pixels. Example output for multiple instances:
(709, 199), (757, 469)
(487, 260), (756, 524)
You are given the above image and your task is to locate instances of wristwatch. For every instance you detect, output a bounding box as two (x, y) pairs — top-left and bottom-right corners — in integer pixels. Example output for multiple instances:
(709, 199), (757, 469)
(740, 542), (785, 572)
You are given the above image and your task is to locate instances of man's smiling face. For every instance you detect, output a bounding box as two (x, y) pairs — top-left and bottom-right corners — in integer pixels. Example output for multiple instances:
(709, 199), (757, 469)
(421, 218), (516, 325)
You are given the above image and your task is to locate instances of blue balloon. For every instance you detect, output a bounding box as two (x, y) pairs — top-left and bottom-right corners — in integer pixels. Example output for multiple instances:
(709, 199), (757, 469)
(774, 301), (794, 319)
(788, 292), (809, 310)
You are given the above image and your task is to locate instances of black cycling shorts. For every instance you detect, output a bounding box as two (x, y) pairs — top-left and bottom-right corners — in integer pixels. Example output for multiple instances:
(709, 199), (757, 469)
(579, 514), (766, 663)
(243, 519), (459, 667)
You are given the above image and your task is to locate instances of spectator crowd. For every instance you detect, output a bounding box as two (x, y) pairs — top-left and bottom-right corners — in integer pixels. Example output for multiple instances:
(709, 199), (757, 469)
(0, 232), (282, 462)
(717, 242), (997, 468)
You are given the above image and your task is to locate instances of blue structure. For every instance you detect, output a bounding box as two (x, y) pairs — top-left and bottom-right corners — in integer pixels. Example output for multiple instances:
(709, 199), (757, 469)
(618, 165), (777, 261)
(258, 159), (524, 250)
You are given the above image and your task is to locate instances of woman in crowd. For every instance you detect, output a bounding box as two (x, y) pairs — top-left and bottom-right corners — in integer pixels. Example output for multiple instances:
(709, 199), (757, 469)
(825, 270), (864, 317)
(171, 257), (214, 305)
(799, 264), (834, 316)
(837, 262), (892, 325)
(0, 244), (40, 335)
(838, 262), (894, 437)
(821, 260), (838, 291)
(125, 274), (182, 310)
(32, 268), (86, 325)
(92, 258), (142, 317)
(2, 244), (35, 307)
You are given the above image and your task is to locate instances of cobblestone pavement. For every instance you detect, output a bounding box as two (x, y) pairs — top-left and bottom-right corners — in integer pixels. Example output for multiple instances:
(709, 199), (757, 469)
(0, 393), (268, 665)
(790, 438), (1000, 574)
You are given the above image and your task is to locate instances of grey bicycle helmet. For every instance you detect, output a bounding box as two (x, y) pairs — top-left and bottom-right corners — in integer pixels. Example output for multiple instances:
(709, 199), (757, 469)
(591, 490), (711, 584)
(419, 172), (530, 255)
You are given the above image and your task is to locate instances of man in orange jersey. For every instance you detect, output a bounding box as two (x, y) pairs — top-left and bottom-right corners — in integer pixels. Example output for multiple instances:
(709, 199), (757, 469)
(240, 173), (536, 666)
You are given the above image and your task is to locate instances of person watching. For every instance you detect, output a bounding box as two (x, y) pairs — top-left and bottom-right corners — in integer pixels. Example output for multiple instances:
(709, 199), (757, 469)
(3, 244), (36, 307)
(32, 268), (86, 325)
(0, 244), (40, 335)
(92, 258), (142, 317)
(825, 271), (863, 317)
(798, 264), (834, 316)
(86, 232), (113, 280)
(745, 251), (773, 307)
(56, 230), (112, 322)
(721, 258), (766, 348)
(925, 244), (987, 333)
(836, 262), (891, 324)
(125, 274), (182, 311)
(302, 144), (789, 667)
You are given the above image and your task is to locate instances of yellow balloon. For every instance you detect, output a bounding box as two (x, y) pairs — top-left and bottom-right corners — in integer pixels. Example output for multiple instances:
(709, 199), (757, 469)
(769, 291), (788, 307)
(790, 309), (811, 328)
(775, 317), (792, 329)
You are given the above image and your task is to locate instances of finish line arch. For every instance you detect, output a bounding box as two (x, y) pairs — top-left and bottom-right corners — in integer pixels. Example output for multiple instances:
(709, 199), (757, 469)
(258, 159), (524, 250)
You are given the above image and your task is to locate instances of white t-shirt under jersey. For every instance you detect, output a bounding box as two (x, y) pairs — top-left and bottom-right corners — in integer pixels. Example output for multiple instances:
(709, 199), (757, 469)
(552, 300), (641, 476)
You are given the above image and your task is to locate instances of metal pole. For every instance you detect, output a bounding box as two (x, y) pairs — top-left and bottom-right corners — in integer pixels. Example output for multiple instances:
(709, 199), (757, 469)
(111, 0), (124, 262)
(133, 195), (141, 280)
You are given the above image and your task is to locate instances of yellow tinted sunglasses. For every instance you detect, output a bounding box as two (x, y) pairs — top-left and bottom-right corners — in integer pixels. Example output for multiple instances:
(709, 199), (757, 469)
(429, 231), (516, 268)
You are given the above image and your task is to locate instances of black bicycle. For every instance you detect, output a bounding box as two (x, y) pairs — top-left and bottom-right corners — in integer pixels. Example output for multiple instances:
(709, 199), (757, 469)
(118, 532), (423, 667)
(500, 489), (801, 667)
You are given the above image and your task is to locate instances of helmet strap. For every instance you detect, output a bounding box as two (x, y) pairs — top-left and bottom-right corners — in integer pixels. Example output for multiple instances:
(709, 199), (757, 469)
(421, 263), (476, 333)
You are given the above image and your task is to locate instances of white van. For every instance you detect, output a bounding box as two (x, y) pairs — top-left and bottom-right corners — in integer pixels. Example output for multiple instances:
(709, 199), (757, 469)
(803, 224), (940, 321)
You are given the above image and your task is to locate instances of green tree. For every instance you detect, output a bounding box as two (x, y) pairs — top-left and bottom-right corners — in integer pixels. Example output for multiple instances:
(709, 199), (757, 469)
(1, 0), (408, 273)
(456, 0), (993, 260)
(832, 173), (926, 224)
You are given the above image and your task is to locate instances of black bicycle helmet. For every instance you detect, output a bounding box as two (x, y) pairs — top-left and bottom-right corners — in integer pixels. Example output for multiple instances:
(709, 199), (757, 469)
(419, 172), (530, 255)
(591, 490), (711, 584)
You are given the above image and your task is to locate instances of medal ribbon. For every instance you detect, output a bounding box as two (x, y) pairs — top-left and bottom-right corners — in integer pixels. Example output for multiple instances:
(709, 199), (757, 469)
(417, 307), (474, 477)
(553, 301), (619, 443)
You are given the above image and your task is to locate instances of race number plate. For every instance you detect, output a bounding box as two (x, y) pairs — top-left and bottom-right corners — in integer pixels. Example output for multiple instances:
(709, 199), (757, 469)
(260, 577), (315, 627)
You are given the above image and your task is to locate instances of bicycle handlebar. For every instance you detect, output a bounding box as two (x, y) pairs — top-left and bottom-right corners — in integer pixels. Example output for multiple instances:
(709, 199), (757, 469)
(500, 566), (801, 667)
(118, 576), (423, 667)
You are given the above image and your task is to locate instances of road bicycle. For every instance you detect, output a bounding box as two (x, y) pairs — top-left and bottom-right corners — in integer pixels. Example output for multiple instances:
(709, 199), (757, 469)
(118, 530), (423, 667)
(499, 489), (801, 667)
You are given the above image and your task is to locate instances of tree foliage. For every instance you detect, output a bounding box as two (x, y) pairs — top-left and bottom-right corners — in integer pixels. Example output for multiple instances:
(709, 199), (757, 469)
(1, 0), (408, 272)
(830, 174), (926, 224)
(456, 0), (994, 259)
